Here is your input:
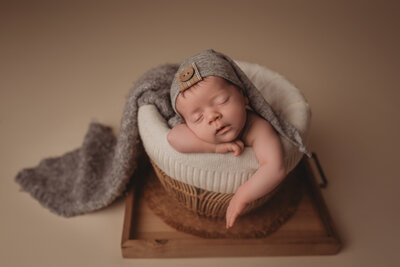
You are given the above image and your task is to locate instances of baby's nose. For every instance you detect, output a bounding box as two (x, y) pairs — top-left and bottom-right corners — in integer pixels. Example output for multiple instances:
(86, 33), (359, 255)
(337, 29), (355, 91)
(206, 111), (221, 123)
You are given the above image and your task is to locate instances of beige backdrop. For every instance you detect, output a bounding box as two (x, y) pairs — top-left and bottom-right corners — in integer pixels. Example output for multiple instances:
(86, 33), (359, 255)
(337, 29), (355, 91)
(1, 0), (399, 266)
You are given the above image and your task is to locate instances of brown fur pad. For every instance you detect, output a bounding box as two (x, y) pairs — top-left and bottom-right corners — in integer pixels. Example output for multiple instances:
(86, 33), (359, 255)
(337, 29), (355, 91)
(142, 162), (305, 239)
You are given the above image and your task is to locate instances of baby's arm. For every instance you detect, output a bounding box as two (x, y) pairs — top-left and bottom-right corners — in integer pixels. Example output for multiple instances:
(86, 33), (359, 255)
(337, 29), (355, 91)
(167, 124), (244, 156)
(226, 115), (286, 228)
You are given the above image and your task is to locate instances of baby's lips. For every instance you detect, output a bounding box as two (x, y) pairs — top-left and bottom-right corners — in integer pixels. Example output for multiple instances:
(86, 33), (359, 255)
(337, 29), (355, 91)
(216, 125), (231, 135)
(215, 125), (224, 134)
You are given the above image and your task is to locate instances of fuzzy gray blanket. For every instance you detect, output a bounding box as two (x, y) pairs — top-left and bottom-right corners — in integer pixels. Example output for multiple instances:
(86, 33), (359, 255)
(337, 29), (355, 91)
(15, 64), (181, 217)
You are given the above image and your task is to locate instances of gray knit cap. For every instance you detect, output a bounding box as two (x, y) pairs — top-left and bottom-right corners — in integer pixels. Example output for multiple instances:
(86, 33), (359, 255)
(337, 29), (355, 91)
(170, 49), (311, 157)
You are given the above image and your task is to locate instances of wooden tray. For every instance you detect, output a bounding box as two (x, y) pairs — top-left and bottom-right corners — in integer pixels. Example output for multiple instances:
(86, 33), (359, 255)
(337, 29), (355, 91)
(121, 156), (341, 258)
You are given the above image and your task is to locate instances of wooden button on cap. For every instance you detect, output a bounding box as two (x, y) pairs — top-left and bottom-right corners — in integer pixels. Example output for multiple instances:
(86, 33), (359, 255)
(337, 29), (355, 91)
(179, 66), (195, 82)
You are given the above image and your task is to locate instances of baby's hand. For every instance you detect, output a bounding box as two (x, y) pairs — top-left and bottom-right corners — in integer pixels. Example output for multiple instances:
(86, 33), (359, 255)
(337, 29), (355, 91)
(215, 140), (244, 156)
(226, 193), (248, 229)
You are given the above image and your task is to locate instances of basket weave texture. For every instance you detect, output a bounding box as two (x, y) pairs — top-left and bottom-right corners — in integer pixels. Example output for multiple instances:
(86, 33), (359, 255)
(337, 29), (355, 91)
(150, 160), (282, 218)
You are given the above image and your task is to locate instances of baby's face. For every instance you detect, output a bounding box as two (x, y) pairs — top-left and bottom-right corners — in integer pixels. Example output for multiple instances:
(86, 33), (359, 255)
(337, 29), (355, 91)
(176, 76), (248, 144)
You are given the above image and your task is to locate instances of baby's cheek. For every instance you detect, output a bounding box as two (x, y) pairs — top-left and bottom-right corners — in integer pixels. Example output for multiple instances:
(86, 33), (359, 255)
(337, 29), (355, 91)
(197, 127), (217, 143)
(188, 124), (204, 137)
(186, 124), (198, 134)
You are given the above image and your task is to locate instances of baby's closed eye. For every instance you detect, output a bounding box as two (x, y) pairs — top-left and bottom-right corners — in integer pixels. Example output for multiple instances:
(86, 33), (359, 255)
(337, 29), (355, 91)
(192, 113), (203, 123)
(215, 96), (230, 105)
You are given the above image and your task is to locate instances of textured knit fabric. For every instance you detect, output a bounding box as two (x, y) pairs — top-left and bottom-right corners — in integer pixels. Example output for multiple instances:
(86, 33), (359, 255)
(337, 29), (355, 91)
(170, 49), (311, 157)
(16, 64), (181, 217)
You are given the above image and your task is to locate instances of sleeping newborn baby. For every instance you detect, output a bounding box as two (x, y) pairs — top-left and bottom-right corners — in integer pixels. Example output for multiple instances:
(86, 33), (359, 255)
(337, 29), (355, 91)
(168, 49), (310, 229)
(168, 75), (285, 229)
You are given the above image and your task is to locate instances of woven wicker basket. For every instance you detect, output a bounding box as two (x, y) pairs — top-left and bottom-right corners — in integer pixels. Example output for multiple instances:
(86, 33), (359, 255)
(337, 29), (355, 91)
(150, 159), (282, 218)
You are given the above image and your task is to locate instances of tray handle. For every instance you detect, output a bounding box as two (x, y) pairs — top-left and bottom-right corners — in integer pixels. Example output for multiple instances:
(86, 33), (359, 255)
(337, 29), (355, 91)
(311, 152), (328, 188)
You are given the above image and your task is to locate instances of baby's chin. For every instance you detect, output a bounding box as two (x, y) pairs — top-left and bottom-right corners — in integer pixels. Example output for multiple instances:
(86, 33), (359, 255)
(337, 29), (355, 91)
(202, 131), (240, 144)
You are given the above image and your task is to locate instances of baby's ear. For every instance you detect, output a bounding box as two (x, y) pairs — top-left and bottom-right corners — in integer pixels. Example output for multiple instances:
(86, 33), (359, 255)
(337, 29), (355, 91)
(244, 96), (249, 105)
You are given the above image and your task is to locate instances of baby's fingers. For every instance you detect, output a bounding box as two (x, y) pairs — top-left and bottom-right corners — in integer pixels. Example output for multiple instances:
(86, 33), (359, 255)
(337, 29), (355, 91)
(226, 205), (233, 229)
(233, 140), (244, 156)
(235, 140), (244, 151)
(232, 144), (241, 156)
(230, 212), (239, 228)
(226, 205), (239, 229)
